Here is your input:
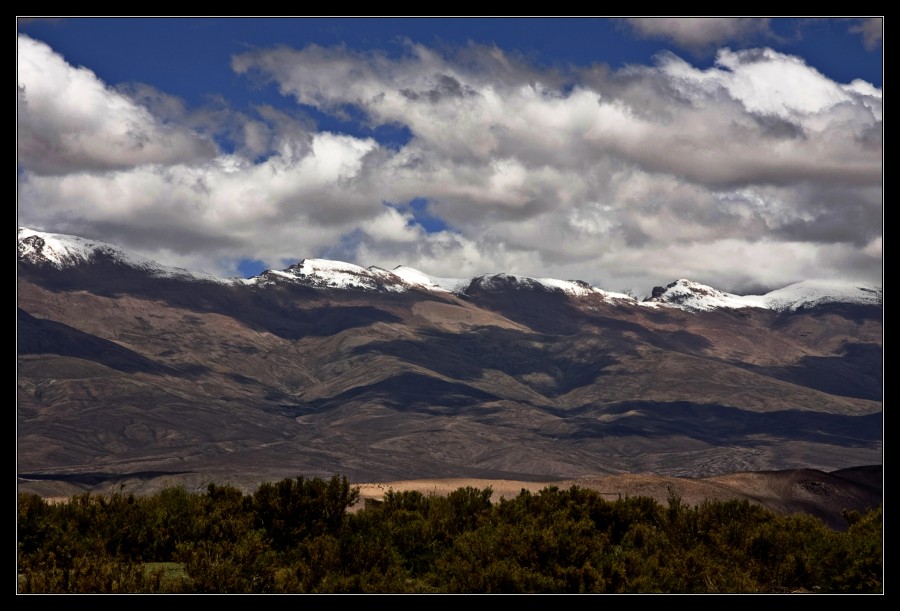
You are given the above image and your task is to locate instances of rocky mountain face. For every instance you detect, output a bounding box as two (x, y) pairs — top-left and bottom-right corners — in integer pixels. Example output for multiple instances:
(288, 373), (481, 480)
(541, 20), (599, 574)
(17, 229), (883, 496)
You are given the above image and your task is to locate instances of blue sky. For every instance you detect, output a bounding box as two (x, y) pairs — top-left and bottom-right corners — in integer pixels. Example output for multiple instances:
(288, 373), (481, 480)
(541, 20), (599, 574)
(17, 18), (882, 293)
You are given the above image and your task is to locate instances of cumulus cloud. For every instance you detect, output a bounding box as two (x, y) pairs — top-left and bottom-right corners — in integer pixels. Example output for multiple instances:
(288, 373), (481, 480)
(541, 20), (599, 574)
(621, 18), (772, 52)
(19, 130), (380, 273)
(17, 35), (216, 174)
(234, 44), (881, 189)
(17, 36), (882, 293)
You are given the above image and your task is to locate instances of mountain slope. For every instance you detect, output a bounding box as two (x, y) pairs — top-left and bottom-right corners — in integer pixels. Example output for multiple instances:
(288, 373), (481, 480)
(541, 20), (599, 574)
(17, 228), (883, 493)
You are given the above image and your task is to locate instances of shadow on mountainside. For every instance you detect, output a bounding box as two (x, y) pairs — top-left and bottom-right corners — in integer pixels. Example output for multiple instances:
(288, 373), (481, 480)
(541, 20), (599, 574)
(18, 309), (206, 377)
(742, 343), (882, 402)
(20, 261), (405, 339)
(352, 327), (619, 396)
(554, 401), (882, 447)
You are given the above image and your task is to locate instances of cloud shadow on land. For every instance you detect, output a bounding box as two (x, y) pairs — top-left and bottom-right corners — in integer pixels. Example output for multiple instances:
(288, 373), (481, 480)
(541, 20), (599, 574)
(352, 326), (619, 397)
(742, 342), (882, 402)
(21, 260), (404, 339)
(557, 401), (882, 448)
(310, 372), (500, 415)
(18, 308), (207, 377)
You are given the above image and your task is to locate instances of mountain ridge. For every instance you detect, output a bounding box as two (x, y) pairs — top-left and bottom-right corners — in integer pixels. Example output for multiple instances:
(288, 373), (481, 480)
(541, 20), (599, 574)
(17, 227), (882, 313)
(17, 226), (883, 493)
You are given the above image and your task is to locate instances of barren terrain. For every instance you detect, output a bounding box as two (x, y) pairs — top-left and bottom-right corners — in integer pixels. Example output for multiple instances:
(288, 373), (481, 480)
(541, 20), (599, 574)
(17, 237), (882, 515)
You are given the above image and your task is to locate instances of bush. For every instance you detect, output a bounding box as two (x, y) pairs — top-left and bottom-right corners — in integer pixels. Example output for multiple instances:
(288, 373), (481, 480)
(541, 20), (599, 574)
(16, 478), (883, 593)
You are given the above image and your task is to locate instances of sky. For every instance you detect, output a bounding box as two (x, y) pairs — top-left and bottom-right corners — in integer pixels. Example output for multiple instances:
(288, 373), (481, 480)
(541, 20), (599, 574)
(16, 17), (883, 295)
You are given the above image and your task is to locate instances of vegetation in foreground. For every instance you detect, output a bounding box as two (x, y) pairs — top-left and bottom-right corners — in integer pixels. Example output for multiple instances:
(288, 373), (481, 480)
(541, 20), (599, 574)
(17, 476), (882, 593)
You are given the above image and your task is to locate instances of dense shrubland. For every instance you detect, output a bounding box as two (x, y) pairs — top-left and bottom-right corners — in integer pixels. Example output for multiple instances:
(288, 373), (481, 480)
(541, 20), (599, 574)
(17, 476), (882, 593)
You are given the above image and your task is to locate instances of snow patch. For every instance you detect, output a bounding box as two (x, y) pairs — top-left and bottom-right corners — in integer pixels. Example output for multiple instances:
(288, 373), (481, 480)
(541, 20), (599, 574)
(248, 259), (407, 292)
(648, 278), (881, 312)
(761, 280), (883, 311)
(533, 277), (635, 302)
(392, 266), (468, 293)
(17, 227), (229, 284)
(473, 273), (638, 304)
(648, 279), (767, 311)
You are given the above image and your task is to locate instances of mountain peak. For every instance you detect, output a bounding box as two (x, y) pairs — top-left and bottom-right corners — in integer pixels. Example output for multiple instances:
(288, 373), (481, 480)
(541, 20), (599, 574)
(469, 273), (636, 304)
(647, 278), (881, 312)
(17, 228), (881, 311)
(762, 280), (883, 311)
(18, 227), (115, 269)
(391, 266), (467, 293)
(646, 279), (766, 312)
(17, 227), (225, 284)
(250, 258), (403, 292)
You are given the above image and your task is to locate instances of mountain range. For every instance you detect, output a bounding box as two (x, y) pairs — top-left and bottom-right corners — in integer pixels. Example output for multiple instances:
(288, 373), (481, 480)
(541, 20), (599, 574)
(17, 228), (883, 498)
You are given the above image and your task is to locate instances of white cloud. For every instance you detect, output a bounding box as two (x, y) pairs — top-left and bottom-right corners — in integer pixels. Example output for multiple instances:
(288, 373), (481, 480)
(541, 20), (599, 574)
(681, 48), (852, 118)
(596, 238), (882, 296)
(17, 37), (882, 293)
(19, 130), (380, 272)
(17, 35), (216, 174)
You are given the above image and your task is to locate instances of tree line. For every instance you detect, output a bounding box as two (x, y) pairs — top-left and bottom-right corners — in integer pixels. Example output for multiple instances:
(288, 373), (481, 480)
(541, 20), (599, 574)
(17, 475), (882, 593)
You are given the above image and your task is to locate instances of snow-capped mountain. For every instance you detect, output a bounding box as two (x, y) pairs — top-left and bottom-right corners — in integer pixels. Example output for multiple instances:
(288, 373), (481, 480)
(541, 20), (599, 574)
(17, 227), (226, 284)
(391, 266), (469, 293)
(468, 273), (637, 305)
(647, 278), (883, 313)
(17, 227), (882, 313)
(761, 280), (883, 311)
(17, 226), (882, 491)
(252, 259), (408, 292)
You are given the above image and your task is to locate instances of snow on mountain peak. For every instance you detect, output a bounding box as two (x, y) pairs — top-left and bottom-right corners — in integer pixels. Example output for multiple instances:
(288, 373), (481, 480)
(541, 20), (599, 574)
(533, 277), (634, 302)
(255, 258), (405, 291)
(647, 278), (881, 312)
(761, 280), (883, 311)
(391, 266), (468, 293)
(19, 227), (117, 268)
(17, 227), (225, 283)
(471, 273), (636, 303)
(18, 228), (881, 310)
(646, 279), (766, 311)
